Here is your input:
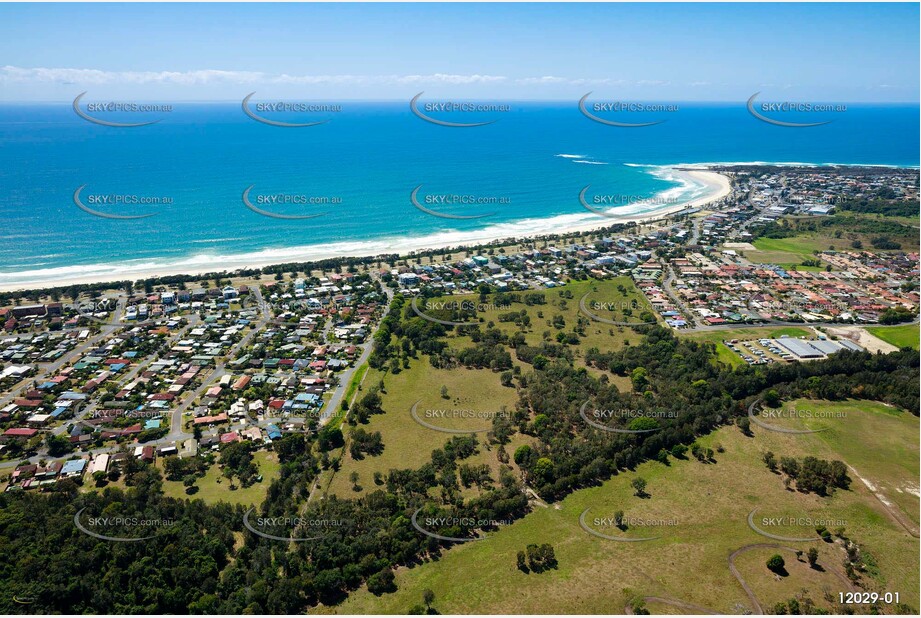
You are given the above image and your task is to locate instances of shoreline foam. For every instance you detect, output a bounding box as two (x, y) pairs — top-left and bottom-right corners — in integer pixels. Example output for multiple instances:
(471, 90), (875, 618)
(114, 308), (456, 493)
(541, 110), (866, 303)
(0, 167), (732, 292)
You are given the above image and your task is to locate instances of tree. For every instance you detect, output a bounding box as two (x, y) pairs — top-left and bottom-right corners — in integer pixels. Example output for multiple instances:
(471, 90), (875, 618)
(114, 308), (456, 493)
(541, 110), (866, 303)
(45, 434), (73, 457)
(525, 543), (557, 572)
(736, 416), (752, 436)
(631, 477), (647, 497)
(516, 550), (528, 572)
(779, 456), (799, 478)
(317, 426), (344, 451)
(806, 547), (819, 568)
(533, 457), (554, 482)
(762, 451), (777, 472)
(766, 554), (785, 574)
(366, 569), (396, 595)
(764, 389), (781, 408)
(422, 589), (435, 611)
(630, 367), (649, 391)
(513, 444), (534, 467)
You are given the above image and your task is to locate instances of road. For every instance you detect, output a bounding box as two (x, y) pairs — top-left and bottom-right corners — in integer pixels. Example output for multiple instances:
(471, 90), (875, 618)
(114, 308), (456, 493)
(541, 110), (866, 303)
(3, 280), (396, 469)
(165, 292), (271, 442)
(319, 276), (393, 425)
(1, 323), (119, 408)
(661, 267), (699, 328)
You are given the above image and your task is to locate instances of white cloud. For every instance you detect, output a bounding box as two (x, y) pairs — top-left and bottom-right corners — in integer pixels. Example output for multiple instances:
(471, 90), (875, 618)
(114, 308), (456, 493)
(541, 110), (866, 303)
(0, 66), (508, 87)
(0, 66), (664, 90)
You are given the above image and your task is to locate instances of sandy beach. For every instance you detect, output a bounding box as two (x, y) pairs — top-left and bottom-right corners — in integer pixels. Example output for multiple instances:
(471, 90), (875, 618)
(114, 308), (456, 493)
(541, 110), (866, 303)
(0, 168), (732, 293)
(558, 169), (731, 234)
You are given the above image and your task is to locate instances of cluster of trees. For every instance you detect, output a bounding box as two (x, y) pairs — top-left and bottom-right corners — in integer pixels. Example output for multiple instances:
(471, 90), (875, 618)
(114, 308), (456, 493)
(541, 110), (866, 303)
(349, 428), (384, 460)
(0, 251), (399, 307)
(748, 210), (916, 250)
(219, 441), (260, 487)
(458, 462), (493, 488)
(515, 543), (557, 573)
(511, 326), (918, 502)
(879, 305), (916, 325)
(164, 453), (210, 487)
(763, 452), (850, 496)
(0, 464), (243, 614)
(516, 341), (573, 365)
(871, 235), (902, 250)
(837, 196), (919, 218)
(498, 309), (531, 326)
(772, 596), (822, 615)
(455, 340), (513, 371)
(348, 389), (385, 424)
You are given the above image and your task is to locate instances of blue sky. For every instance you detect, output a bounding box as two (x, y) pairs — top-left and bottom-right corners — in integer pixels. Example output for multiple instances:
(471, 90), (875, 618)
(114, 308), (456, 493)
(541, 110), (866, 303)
(0, 2), (918, 102)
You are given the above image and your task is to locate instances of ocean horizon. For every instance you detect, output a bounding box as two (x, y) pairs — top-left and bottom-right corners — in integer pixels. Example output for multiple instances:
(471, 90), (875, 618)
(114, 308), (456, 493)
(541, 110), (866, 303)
(1, 101), (918, 289)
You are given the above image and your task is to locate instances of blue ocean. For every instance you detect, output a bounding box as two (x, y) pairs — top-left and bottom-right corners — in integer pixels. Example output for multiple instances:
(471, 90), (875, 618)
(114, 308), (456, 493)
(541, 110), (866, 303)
(0, 101), (917, 288)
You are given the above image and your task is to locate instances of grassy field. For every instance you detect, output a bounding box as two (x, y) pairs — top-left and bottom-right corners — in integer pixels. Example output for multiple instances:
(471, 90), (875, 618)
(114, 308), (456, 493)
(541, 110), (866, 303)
(750, 236), (834, 265)
(775, 398), (920, 530)
(160, 450), (280, 508)
(323, 362), (529, 499)
(322, 277), (651, 498)
(336, 399), (919, 614)
(682, 326), (813, 367)
(434, 276), (654, 353)
(748, 215), (920, 266)
(867, 324), (919, 350)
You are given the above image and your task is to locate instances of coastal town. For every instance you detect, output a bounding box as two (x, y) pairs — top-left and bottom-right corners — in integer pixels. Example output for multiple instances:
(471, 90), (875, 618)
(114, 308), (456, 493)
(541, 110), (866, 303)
(1, 165), (917, 494)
